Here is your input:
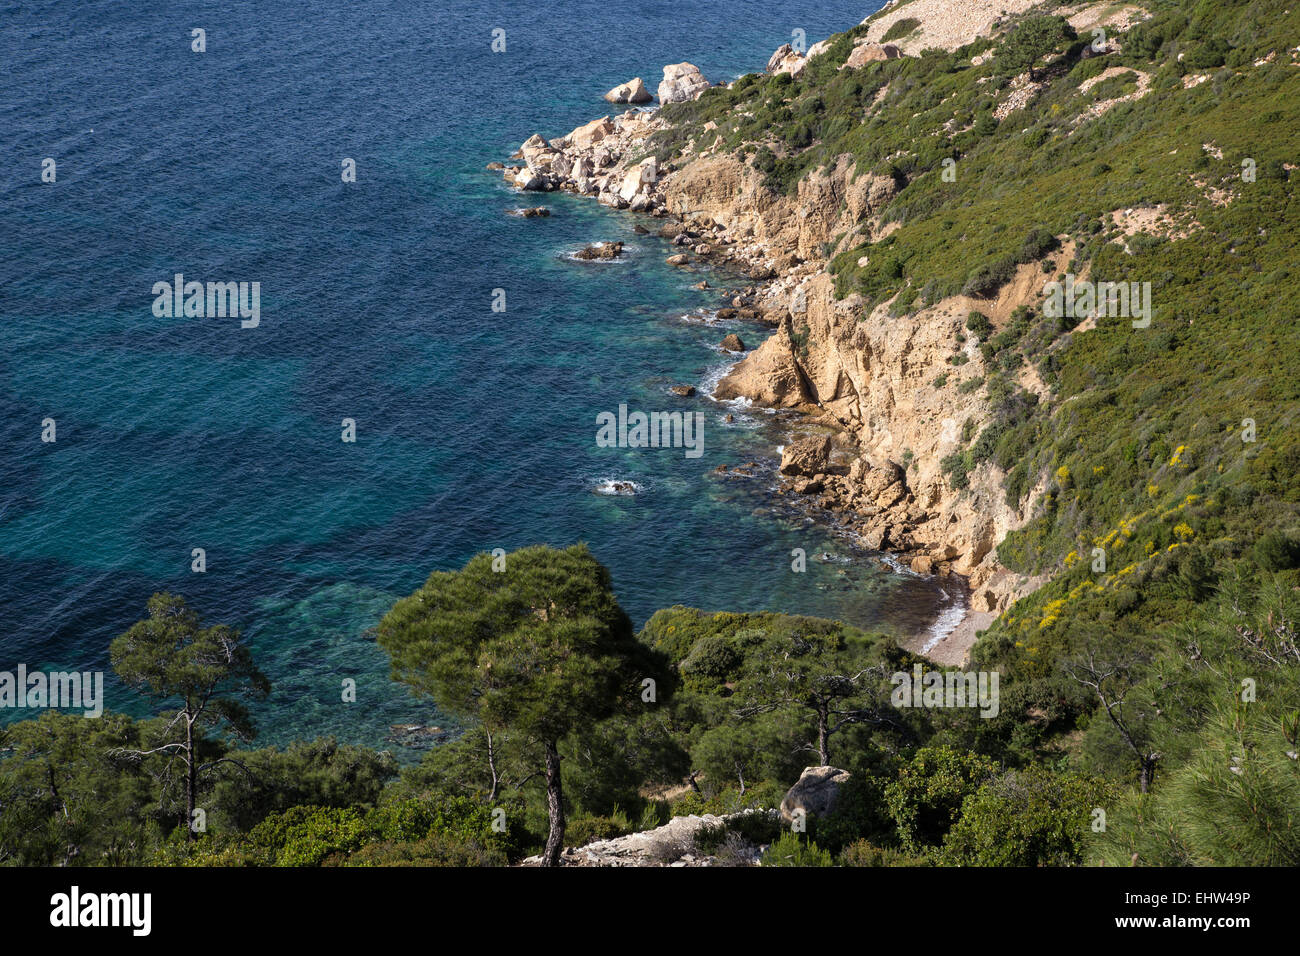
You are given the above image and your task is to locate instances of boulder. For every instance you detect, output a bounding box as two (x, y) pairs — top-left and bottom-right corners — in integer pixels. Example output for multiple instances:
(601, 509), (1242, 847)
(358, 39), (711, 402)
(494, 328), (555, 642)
(779, 435), (832, 478)
(861, 520), (889, 551)
(604, 77), (653, 104)
(568, 116), (616, 150)
(792, 477), (825, 495)
(520, 134), (556, 170)
(780, 766), (851, 823)
(549, 154), (572, 179)
(666, 253), (690, 266)
(512, 168), (549, 191)
(658, 62), (710, 104)
(669, 384), (697, 397)
(509, 206), (551, 218)
(843, 42), (901, 70)
(618, 157), (658, 203)
(860, 460), (906, 501)
(720, 333), (746, 352)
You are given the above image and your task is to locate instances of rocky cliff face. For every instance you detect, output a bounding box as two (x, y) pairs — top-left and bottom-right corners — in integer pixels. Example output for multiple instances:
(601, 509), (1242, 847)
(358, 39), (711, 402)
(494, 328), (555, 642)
(660, 153), (1056, 652)
(649, 139), (1043, 621)
(500, 13), (1064, 659)
(716, 271), (1041, 612)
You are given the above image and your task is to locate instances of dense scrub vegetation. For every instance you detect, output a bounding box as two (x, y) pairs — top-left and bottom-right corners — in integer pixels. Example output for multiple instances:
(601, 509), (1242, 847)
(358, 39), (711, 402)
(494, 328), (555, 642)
(3, 0), (1297, 867)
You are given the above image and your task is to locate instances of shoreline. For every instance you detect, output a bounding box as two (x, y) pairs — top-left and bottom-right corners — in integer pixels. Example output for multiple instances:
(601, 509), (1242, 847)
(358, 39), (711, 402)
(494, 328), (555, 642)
(496, 82), (995, 666)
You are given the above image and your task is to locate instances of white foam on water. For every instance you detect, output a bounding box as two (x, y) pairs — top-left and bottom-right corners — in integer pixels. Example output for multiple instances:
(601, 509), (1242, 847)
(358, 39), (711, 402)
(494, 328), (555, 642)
(591, 477), (645, 496)
(700, 359), (743, 401)
(921, 584), (968, 654)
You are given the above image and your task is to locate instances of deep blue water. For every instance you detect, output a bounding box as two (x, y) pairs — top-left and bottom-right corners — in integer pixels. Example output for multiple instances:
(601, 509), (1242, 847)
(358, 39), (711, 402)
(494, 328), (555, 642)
(0, 0), (953, 754)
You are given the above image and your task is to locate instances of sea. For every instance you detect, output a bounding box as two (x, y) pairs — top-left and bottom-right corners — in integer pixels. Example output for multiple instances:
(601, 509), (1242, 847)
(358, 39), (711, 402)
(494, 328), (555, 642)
(0, 0), (961, 754)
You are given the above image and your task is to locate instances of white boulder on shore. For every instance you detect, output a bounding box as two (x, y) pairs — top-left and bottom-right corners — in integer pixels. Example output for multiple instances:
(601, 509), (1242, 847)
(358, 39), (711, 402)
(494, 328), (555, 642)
(604, 77), (653, 104)
(657, 62), (710, 104)
(568, 116), (615, 150)
(617, 157), (658, 204)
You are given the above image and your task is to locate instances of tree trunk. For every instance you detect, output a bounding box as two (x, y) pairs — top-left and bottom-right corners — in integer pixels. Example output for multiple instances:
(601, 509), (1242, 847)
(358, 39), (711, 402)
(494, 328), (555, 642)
(185, 715), (196, 841)
(485, 731), (499, 803)
(817, 713), (830, 765)
(542, 740), (565, 867)
(1139, 754), (1157, 794)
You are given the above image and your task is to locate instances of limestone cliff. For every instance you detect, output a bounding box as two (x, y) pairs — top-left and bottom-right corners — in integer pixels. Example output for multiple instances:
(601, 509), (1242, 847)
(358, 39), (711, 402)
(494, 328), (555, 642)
(498, 4), (1098, 660)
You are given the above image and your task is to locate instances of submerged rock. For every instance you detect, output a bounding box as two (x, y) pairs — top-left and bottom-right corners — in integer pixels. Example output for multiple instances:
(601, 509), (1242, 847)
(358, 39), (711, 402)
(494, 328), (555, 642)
(574, 241), (624, 260)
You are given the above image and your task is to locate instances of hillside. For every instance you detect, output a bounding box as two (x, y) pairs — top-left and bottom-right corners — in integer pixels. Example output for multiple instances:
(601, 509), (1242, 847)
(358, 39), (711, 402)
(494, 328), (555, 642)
(4, 0), (1297, 871)
(488, 0), (1300, 863)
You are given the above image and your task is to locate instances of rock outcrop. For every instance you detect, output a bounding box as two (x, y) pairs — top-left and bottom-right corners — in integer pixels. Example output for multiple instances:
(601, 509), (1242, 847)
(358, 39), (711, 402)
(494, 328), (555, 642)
(657, 62), (710, 104)
(766, 43), (807, 76)
(714, 319), (810, 407)
(522, 810), (773, 867)
(716, 269), (1040, 607)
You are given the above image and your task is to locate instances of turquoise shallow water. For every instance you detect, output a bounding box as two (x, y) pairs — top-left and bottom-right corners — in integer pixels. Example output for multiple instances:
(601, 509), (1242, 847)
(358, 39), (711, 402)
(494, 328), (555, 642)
(0, 0), (955, 755)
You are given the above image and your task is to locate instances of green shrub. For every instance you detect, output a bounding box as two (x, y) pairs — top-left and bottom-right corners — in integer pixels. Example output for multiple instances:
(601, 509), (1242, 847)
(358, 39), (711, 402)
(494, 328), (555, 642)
(885, 747), (999, 852)
(565, 812), (634, 847)
(1253, 530), (1300, 571)
(343, 833), (507, 867)
(882, 17), (921, 43)
(249, 806), (368, 867)
(761, 831), (834, 867)
(839, 840), (929, 866)
(941, 766), (1111, 866)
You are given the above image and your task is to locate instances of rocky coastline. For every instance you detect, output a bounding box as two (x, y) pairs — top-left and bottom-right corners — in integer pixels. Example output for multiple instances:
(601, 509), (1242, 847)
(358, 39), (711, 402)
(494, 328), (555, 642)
(492, 24), (1052, 663)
